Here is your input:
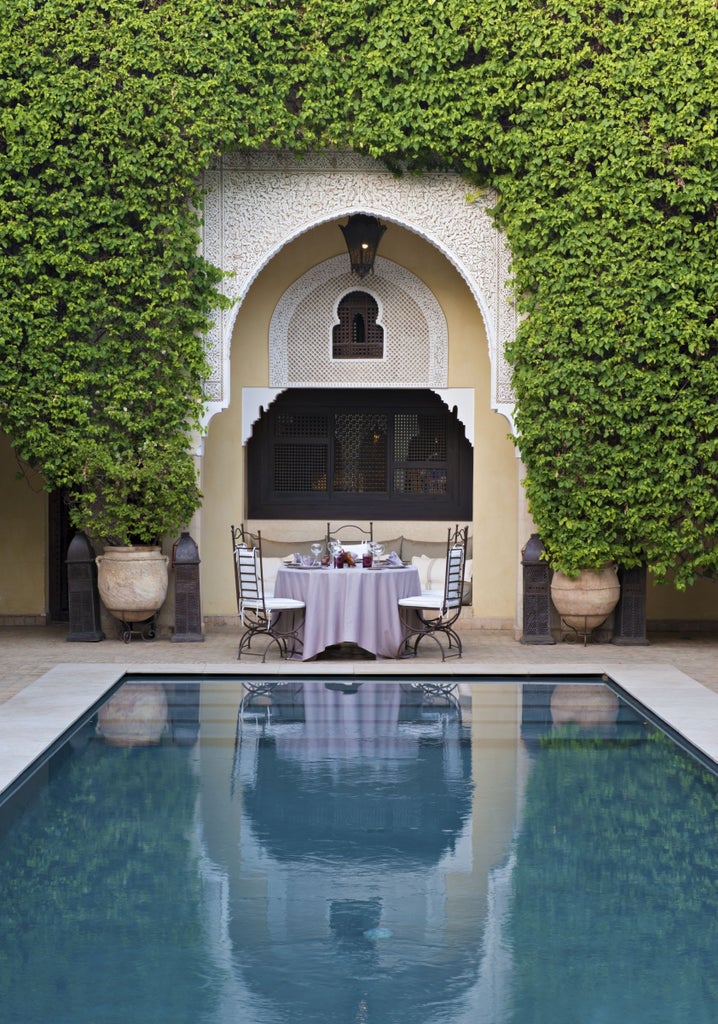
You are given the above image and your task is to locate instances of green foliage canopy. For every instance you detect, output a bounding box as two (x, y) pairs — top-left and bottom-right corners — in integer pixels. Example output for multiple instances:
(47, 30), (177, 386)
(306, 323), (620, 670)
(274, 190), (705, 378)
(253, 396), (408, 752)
(0, 0), (716, 579)
(0, 0), (298, 542)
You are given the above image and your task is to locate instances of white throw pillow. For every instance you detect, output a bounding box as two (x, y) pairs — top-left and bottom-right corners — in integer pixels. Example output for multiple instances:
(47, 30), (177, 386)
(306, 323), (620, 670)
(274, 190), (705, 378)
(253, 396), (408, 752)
(426, 557), (446, 591)
(422, 556), (473, 592)
(261, 557), (284, 593)
(411, 554), (432, 589)
(341, 543), (369, 557)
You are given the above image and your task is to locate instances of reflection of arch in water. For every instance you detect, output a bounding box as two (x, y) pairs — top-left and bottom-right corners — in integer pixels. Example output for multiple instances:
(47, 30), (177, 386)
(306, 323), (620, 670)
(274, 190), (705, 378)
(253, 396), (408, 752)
(229, 682), (477, 1023)
(196, 680), (524, 1024)
(241, 682), (471, 866)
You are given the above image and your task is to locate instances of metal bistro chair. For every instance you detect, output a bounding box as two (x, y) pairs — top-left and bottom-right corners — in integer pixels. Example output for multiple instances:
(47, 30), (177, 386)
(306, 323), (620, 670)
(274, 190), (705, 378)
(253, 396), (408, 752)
(326, 521), (374, 554)
(231, 524), (305, 661)
(396, 524), (468, 661)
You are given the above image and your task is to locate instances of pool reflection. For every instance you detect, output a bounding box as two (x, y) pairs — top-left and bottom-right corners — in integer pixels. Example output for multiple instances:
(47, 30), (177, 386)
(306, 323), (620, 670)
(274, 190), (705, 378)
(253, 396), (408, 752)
(197, 680), (526, 1024)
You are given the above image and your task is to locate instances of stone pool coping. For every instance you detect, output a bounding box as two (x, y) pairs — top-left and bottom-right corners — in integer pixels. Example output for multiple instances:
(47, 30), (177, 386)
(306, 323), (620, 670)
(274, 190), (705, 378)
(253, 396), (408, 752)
(1, 661), (717, 798)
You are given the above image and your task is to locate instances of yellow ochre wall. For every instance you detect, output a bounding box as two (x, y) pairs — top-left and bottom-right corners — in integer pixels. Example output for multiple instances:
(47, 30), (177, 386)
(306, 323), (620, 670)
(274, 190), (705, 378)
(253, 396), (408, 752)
(0, 432), (47, 621)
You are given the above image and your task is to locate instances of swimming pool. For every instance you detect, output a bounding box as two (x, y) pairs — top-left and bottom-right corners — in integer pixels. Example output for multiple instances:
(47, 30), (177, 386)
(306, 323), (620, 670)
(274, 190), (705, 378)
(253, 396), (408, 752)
(0, 676), (716, 1024)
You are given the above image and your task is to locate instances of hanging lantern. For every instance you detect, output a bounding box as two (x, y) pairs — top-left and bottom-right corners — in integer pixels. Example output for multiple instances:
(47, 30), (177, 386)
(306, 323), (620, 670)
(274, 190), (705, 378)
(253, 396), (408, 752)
(340, 215), (386, 278)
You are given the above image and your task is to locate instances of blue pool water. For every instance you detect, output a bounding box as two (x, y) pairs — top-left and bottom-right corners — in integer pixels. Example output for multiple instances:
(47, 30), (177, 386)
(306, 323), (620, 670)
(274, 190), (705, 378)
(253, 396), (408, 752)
(0, 677), (716, 1024)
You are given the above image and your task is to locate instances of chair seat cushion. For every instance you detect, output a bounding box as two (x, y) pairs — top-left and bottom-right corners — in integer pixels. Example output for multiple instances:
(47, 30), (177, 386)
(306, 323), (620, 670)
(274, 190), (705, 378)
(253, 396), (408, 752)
(398, 593), (445, 610)
(264, 596), (305, 611)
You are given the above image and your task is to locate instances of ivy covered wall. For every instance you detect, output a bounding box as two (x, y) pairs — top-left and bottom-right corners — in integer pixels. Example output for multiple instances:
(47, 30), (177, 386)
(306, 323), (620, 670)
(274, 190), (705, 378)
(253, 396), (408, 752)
(1, 0), (716, 582)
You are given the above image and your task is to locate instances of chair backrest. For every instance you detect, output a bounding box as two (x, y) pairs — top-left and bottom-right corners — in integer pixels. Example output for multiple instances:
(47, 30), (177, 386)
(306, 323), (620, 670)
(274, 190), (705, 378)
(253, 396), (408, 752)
(326, 522), (374, 549)
(231, 524), (266, 613)
(442, 525), (468, 611)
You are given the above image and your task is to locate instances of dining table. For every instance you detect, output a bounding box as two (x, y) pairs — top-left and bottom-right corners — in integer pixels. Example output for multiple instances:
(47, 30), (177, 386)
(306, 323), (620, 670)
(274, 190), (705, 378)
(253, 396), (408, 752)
(273, 562), (422, 660)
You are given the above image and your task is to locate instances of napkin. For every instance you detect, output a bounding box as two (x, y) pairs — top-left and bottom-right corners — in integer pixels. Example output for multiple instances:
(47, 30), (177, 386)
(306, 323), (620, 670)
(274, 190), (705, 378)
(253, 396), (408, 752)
(293, 553), (318, 566)
(386, 551), (403, 566)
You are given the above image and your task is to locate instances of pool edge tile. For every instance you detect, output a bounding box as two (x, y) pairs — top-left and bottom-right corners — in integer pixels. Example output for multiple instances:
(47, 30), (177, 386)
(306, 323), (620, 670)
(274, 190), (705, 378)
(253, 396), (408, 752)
(1, 660), (716, 798)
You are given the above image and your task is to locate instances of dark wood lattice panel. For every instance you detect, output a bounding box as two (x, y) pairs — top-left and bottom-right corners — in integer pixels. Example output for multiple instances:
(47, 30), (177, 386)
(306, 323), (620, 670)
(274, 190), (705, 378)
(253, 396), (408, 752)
(332, 292), (384, 359)
(333, 414), (388, 492)
(273, 444), (329, 492)
(276, 413), (329, 437)
(248, 388), (472, 520)
(393, 413), (447, 494)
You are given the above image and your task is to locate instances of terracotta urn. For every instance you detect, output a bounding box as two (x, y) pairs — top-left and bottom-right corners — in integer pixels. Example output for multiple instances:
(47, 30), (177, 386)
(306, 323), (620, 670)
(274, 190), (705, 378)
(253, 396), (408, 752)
(97, 683), (168, 746)
(95, 545), (169, 622)
(550, 565), (620, 632)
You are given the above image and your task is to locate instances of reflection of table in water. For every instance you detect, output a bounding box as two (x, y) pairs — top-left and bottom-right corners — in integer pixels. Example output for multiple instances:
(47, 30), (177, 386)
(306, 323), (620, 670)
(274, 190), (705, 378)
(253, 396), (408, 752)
(274, 564), (421, 660)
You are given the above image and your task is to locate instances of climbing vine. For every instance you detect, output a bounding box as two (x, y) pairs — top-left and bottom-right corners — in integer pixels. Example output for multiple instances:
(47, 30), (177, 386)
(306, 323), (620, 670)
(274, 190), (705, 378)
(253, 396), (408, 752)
(1, 0), (716, 580)
(481, 1), (718, 585)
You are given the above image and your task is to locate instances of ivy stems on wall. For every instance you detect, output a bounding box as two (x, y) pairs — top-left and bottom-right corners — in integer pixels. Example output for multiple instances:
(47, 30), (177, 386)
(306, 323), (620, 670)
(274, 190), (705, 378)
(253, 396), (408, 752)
(1, 1), (716, 580)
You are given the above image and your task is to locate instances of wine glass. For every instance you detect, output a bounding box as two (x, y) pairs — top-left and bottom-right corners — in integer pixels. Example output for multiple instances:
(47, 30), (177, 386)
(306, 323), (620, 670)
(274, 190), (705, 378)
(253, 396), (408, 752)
(311, 542), (322, 565)
(328, 540), (340, 567)
(371, 543), (384, 563)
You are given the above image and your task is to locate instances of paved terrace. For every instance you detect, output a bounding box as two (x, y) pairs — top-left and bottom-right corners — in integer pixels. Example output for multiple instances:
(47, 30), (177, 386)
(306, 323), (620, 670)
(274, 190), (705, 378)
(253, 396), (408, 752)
(2, 622), (718, 702)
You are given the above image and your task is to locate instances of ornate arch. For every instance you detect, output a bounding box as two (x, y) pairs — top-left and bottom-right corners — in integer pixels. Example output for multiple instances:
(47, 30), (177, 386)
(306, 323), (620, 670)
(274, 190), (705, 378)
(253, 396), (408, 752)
(201, 150), (517, 429)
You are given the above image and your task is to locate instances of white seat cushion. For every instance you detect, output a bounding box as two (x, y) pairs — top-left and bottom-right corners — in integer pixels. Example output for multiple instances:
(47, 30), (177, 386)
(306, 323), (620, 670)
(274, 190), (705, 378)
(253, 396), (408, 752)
(264, 596), (305, 611)
(398, 594), (445, 611)
(242, 596), (304, 609)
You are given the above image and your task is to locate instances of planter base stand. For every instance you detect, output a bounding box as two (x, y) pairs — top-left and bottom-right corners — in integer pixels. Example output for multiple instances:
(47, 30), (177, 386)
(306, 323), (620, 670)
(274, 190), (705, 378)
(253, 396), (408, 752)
(120, 616), (157, 643)
(559, 614), (606, 647)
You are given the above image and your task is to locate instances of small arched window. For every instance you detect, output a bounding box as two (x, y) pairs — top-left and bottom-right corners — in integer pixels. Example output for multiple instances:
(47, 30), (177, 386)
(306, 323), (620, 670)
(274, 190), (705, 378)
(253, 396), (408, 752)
(332, 292), (383, 359)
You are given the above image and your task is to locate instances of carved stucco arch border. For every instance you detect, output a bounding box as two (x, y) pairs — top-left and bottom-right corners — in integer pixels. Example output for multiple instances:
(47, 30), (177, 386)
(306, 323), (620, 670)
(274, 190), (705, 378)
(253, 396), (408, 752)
(200, 150), (517, 432)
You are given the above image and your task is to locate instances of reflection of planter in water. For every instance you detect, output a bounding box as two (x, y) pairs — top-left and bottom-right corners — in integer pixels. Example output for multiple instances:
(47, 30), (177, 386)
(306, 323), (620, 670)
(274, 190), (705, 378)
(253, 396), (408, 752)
(550, 566), (620, 632)
(95, 545), (169, 622)
(97, 683), (168, 746)
(550, 684), (619, 728)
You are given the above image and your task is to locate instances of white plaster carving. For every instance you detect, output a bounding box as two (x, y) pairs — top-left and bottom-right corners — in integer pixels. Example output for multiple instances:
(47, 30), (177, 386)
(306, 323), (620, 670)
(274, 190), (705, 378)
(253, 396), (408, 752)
(270, 255), (447, 388)
(200, 151), (517, 429)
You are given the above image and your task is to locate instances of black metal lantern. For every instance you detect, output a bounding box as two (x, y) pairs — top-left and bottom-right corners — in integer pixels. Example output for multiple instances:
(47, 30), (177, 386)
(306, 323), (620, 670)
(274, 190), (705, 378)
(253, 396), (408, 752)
(520, 533), (556, 644)
(66, 531), (105, 642)
(340, 214), (386, 278)
(171, 531), (204, 642)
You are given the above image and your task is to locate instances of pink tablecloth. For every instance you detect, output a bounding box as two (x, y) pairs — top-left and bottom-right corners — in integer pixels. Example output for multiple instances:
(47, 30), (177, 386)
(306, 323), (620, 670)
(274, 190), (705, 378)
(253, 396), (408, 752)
(273, 564), (421, 660)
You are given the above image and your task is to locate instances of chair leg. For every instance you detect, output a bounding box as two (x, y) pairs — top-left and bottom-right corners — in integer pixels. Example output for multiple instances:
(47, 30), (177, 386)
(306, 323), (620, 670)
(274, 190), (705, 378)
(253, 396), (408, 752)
(396, 619), (463, 661)
(238, 614), (304, 662)
(268, 610), (305, 661)
(442, 626), (463, 656)
(418, 629), (456, 661)
(238, 626), (284, 662)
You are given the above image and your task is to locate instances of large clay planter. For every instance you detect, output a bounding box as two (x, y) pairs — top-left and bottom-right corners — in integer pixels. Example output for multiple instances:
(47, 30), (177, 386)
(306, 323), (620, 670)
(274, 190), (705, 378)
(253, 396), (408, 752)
(550, 565), (620, 632)
(95, 545), (169, 622)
